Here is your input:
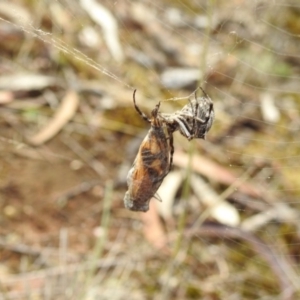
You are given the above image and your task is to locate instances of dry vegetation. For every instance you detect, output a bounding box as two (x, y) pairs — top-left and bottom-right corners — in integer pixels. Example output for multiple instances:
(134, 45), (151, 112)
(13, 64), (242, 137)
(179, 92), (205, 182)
(1, 0), (300, 299)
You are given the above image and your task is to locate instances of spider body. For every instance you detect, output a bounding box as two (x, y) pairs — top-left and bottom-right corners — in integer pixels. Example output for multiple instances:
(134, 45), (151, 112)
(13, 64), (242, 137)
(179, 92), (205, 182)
(162, 89), (214, 140)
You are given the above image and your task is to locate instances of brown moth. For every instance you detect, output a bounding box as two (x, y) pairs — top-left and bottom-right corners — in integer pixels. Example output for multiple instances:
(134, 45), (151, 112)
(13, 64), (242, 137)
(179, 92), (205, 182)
(124, 90), (173, 212)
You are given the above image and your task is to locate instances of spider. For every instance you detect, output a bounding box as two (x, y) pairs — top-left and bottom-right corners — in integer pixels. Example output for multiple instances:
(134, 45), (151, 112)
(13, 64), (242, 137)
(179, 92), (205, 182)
(161, 88), (214, 140)
(123, 90), (174, 212)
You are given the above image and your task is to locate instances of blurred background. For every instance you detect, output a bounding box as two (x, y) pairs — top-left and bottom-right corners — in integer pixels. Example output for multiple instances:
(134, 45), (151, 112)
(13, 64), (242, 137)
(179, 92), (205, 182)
(0, 0), (300, 299)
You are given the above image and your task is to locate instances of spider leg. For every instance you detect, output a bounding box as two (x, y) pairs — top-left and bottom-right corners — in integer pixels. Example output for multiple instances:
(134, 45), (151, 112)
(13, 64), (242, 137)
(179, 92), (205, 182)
(194, 91), (200, 119)
(178, 113), (206, 124)
(199, 87), (213, 123)
(206, 102), (214, 122)
(173, 117), (189, 137)
(176, 116), (194, 140)
(199, 86), (209, 99)
(188, 96), (196, 137)
(168, 130), (174, 172)
(151, 102), (161, 119)
(191, 91), (199, 138)
(133, 89), (150, 123)
(159, 113), (178, 133)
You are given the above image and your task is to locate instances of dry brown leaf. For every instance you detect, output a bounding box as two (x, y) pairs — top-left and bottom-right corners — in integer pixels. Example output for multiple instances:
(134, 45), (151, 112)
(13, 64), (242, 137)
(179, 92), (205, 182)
(0, 74), (58, 91)
(161, 68), (201, 89)
(0, 91), (14, 104)
(173, 150), (261, 198)
(28, 90), (79, 146)
(12, 146), (59, 162)
(260, 92), (280, 123)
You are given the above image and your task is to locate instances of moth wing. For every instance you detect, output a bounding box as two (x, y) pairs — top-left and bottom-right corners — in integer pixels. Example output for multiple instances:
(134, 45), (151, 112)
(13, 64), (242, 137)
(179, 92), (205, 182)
(146, 130), (170, 174)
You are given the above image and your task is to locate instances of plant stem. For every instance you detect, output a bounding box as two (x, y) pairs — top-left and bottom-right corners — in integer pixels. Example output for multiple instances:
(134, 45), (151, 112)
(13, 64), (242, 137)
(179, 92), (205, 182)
(161, 1), (215, 299)
(81, 180), (113, 298)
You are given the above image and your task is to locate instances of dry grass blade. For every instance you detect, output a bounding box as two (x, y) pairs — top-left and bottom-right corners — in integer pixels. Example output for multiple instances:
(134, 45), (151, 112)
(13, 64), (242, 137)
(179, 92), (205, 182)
(80, 0), (124, 62)
(0, 2), (30, 25)
(156, 170), (184, 220)
(141, 201), (168, 250)
(28, 90), (79, 146)
(241, 203), (299, 232)
(173, 150), (261, 198)
(190, 175), (240, 226)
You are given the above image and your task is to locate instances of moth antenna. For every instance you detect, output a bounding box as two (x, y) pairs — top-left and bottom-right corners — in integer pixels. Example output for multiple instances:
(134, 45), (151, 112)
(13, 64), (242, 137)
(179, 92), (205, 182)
(133, 89), (150, 123)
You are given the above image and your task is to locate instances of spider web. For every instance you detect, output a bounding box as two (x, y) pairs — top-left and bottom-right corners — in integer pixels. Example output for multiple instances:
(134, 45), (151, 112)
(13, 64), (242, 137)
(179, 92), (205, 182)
(0, 0), (300, 299)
